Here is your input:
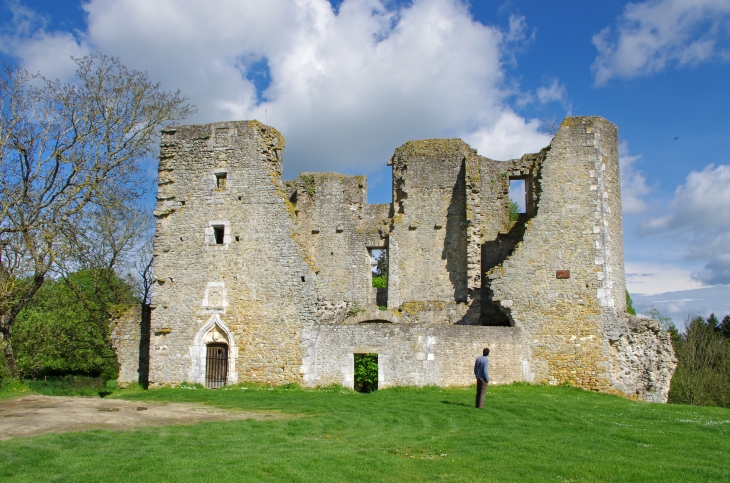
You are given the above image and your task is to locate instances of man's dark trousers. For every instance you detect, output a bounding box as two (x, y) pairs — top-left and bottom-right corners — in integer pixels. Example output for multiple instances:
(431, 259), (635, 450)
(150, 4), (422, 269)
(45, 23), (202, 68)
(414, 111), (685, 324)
(475, 378), (488, 408)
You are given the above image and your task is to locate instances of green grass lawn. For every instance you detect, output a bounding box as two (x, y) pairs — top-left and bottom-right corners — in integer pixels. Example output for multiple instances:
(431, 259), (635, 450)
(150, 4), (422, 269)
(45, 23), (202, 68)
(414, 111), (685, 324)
(1, 383), (728, 482)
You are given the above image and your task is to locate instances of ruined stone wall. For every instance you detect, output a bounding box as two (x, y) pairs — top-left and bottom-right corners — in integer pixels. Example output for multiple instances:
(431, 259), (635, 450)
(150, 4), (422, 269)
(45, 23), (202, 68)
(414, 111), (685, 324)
(287, 173), (389, 318)
(463, 155), (508, 314)
(466, 153), (542, 324)
(605, 315), (676, 402)
(301, 324), (526, 387)
(387, 140), (474, 322)
(151, 121), (317, 386)
(487, 117), (625, 392)
(109, 304), (148, 388)
(136, 116), (675, 401)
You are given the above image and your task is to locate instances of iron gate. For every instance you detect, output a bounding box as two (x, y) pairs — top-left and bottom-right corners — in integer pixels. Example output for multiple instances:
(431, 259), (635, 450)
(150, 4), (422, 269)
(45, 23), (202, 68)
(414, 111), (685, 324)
(205, 343), (228, 388)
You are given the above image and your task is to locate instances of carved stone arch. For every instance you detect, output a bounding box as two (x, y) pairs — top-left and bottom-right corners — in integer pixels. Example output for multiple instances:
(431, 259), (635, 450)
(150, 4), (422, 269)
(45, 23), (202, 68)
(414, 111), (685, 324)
(189, 314), (239, 385)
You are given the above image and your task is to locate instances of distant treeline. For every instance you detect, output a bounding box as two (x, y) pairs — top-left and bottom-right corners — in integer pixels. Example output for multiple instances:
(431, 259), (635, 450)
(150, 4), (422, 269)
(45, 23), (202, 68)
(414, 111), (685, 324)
(667, 313), (730, 407)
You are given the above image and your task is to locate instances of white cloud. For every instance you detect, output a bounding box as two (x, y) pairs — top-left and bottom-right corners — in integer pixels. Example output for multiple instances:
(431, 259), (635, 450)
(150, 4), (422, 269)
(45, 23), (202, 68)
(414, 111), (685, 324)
(533, 78), (572, 118)
(0, 1), (89, 79)
(463, 111), (548, 160)
(536, 79), (565, 105)
(625, 261), (704, 295)
(642, 164), (730, 285)
(619, 141), (651, 214)
(592, 0), (730, 84)
(631, 285), (730, 323)
(1, 0), (552, 174)
(646, 164), (730, 232)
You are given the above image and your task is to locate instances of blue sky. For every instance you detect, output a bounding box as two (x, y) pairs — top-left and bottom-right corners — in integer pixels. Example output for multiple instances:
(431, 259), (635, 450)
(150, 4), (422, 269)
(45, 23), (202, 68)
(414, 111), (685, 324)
(2, 0), (729, 323)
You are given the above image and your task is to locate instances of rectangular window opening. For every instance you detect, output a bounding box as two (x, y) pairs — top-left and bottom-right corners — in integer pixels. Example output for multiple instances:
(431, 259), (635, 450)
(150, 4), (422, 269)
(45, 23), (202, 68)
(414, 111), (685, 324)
(354, 353), (378, 393)
(508, 178), (527, 220)
(213, 225), (225, 245)
(369, 248), (388, 288)
(215, 173), (227, 189)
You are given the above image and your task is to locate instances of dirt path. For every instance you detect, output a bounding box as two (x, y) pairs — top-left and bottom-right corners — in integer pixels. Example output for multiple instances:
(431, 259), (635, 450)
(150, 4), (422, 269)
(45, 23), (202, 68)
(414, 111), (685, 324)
(0, 395), (289, 440)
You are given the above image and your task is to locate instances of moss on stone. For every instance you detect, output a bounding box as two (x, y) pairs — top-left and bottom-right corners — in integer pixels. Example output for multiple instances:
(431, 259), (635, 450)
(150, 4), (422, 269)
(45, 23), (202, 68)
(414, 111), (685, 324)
(300, 174), (316, 196)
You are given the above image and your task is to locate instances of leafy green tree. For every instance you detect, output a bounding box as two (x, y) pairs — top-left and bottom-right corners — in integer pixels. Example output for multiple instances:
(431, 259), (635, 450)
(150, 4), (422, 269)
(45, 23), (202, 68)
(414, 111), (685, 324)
(509, 199), (520, 222)
(707, 313), (720, 332)
(12, 269), (137, 380)
(0, 352), (9, 388)
(354, 353), (378, 393)
(371, 249), (388, 288)
(372, 275), (387, 288)
(721, 315), (730, 339)
(626, 290), (636, 315)
(669, 315), (730, 407)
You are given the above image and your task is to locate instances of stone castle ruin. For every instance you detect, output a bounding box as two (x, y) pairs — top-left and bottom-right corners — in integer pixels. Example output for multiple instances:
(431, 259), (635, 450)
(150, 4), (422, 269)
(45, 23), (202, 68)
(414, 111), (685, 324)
(111, 116), (676, 402)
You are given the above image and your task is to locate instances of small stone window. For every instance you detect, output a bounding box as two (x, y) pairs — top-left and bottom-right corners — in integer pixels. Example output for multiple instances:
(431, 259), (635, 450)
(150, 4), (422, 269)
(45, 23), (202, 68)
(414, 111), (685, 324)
(213, 226), (224, 245)
(509, 179), (526, 213)
(215, 172), (227, 190)
(509, 178), (526, 219)
(206, 220), (230, 247)
(370, 249), (388, 288)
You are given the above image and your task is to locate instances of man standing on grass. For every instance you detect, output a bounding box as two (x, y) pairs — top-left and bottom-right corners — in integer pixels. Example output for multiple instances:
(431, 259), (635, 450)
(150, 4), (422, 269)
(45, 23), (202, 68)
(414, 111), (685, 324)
(474, 348), (490, 408)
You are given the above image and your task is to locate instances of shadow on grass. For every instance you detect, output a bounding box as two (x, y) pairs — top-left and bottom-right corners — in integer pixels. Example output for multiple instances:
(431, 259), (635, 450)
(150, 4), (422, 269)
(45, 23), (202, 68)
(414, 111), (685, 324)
(25, 376), (116, 397)
(440, 400), (472, 407)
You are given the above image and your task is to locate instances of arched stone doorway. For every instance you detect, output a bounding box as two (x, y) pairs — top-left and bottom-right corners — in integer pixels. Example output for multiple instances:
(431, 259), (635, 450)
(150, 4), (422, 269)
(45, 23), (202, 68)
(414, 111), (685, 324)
(205, 343), (228, 388)
(189, 314), (238, 387)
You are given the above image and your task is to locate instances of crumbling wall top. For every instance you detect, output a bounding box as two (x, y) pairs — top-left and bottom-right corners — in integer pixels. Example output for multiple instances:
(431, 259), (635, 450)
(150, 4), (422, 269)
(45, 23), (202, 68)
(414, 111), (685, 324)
(388, 138), (477, 166)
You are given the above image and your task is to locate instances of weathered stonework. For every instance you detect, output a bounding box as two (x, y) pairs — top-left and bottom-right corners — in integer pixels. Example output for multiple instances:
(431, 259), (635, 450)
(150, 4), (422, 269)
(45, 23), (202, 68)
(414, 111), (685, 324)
(111, 116), (676, 401)
(109, 304), (149, 388)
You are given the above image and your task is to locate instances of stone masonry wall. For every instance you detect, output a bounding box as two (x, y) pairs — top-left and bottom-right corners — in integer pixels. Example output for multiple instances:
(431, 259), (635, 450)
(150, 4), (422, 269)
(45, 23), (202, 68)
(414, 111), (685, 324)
(150, 121), (317, 386)
(487, 117), (633, 393)
(468, 152), (542, 325)
(605, 314), (677, 402)
(387, 140), (475, 324)
(138, 116), (675, 402)
(287, 173), (389, 317)
(109, 304), (148, 388)
(301, 324), (526, 387)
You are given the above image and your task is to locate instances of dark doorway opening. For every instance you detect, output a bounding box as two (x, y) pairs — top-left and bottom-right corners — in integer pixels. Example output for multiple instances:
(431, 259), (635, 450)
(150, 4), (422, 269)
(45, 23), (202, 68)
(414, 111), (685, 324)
(354, 353), (378, 393)
(213, 226), (225, 245)
(206, 343), (228, 388)
(138, 304), (151, 389)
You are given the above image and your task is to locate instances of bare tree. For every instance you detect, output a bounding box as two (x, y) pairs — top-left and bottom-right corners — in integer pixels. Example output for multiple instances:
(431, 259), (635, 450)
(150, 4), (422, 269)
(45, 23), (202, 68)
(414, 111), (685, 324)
(56, 197), (154, 352)
(137, 236), (155, 307)
(0, 53), (194, 377)
(540, 112), (562, 137)
(645, 306), (676, 333)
